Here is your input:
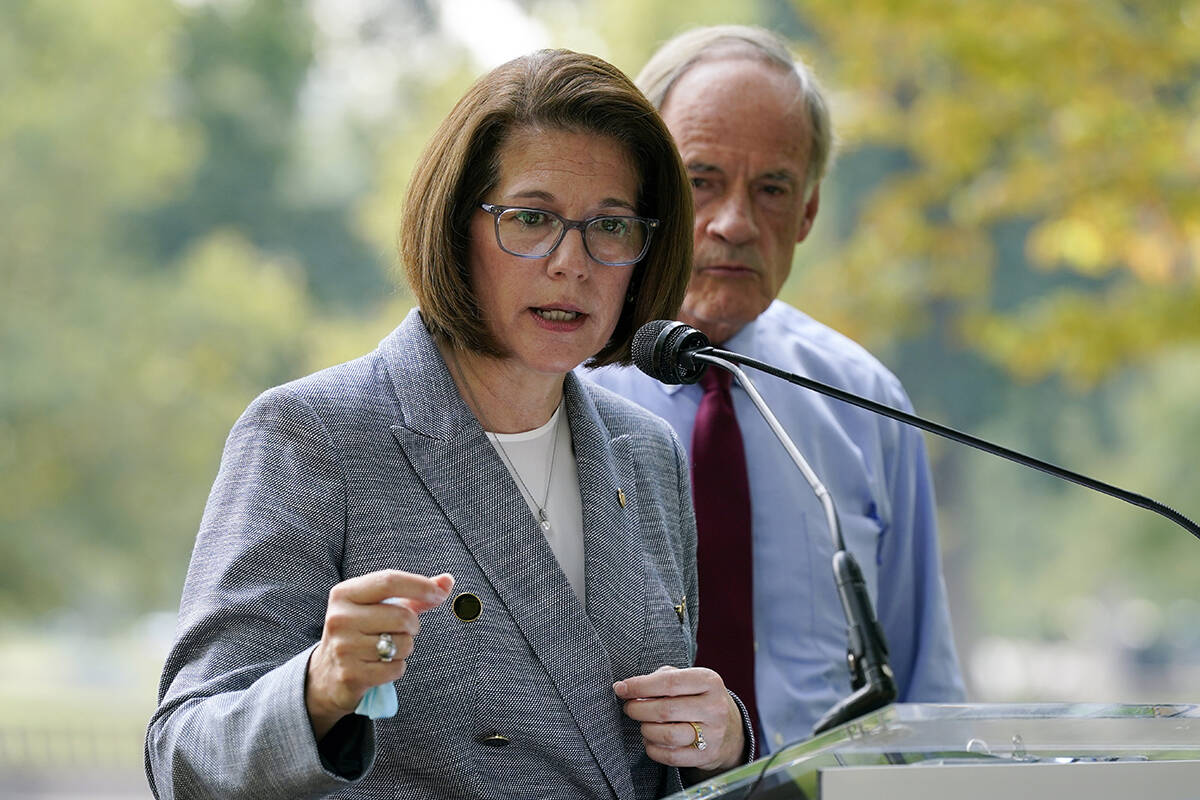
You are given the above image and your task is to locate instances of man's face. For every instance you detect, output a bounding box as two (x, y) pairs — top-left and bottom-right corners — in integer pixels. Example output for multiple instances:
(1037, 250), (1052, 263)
(660, 58), (820, 344)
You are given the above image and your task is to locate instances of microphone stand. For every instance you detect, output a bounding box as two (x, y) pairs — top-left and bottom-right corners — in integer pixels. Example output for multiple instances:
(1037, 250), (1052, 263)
(634, 319), (1199, 740)
(693, 353), (898, 736)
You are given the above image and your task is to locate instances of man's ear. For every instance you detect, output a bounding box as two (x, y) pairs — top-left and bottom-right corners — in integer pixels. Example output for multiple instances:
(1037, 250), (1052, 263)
(796, 183), (821, 243)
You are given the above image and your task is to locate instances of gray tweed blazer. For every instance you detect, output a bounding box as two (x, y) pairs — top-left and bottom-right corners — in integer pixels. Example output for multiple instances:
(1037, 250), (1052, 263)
(146, 309), (699, 800)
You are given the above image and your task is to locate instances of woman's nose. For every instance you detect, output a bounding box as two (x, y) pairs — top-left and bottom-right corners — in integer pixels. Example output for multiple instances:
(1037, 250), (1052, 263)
(546, 228), (591, 279)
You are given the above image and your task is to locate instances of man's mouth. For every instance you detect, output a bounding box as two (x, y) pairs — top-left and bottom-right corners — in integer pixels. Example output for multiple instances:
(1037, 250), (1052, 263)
(700, 264), (755, 275)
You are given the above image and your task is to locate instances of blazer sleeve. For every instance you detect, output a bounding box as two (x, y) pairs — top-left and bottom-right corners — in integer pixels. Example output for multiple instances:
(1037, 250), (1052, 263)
(145, 388), (373, 800)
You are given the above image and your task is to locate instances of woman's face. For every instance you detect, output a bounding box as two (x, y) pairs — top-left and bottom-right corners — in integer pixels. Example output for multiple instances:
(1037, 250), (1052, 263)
(467, 127), (640, 379)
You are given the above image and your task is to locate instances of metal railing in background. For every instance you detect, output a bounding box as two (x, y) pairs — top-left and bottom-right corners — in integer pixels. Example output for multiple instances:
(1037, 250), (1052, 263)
(0, 722), (151, 799)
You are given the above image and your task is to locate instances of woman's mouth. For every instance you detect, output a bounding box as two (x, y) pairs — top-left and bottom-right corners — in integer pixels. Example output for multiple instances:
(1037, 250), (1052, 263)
(534, 308), (582, 322)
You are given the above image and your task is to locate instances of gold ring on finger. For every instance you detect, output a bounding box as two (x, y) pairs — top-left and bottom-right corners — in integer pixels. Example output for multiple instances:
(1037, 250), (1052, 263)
(689, 721), (707, 751)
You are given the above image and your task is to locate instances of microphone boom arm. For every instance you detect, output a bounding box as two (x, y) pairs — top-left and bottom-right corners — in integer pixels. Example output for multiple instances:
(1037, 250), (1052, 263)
(712, 349), (1200, 540)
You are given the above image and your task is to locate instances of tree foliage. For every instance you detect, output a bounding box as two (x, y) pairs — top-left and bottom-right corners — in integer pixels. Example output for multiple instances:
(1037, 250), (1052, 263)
(789, 0), (1200, 386)
(3, 1), (327, 621)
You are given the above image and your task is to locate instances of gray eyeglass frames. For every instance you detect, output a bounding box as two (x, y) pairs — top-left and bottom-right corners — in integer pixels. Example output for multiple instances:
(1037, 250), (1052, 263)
(480, 203), (659, 267)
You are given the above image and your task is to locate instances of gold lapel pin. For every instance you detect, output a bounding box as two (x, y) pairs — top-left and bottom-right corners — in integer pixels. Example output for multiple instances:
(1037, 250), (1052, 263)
(674, 594), (687, 623)
(477, 733), (510, 747)
(617, 488), (627, 508)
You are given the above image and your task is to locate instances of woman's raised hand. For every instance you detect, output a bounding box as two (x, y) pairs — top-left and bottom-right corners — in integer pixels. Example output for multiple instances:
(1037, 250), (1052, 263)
(306, 569), (454, 739)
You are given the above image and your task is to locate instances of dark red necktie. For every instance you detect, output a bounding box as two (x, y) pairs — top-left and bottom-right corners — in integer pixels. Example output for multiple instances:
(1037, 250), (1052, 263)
(691, 367), (760, 735)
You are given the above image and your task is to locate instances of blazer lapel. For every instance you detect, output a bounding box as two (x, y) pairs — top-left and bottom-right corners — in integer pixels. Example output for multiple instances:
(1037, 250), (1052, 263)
(381, 313), (637, 800)
(566, 376), (650, 682)
(567, 375), (659, 788)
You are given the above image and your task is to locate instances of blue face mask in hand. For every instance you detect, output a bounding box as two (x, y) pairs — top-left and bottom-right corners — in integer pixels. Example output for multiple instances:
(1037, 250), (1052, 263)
(356, 683), (398, 719)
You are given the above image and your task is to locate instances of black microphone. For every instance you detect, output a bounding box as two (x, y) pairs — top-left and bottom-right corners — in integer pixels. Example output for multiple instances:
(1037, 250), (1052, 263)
(631, 321), (1200, 541)
(631, 319), (711, 385)
(631, 320), (898, 735)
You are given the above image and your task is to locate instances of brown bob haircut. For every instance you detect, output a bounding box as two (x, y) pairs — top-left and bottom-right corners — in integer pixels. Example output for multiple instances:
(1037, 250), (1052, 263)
(400, 48), (693, 367)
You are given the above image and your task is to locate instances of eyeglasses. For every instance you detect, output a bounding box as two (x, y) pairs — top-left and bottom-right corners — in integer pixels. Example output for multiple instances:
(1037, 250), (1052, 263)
(480, 203), (659, 267)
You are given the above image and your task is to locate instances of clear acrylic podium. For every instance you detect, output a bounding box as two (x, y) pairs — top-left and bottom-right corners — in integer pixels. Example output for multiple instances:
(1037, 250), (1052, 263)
(665, 703), (1200, 800)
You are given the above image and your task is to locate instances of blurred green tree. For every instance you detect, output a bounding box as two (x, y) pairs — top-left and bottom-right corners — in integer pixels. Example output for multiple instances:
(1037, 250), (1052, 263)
(788, 0), (1200, 386)
(2, 0), (193, 618)
(138, 0), (388, 306)
(1, 1), (344, 622)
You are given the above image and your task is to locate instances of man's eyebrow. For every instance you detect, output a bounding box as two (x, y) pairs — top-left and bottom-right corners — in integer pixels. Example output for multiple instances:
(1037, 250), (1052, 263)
(686, 162), (798, 185)
(761, 169), (799, 184)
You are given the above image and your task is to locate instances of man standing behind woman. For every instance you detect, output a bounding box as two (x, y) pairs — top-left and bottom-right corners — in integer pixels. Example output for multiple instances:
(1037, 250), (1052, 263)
(147, 49), (751, 800)
(587, 25), (966, 750)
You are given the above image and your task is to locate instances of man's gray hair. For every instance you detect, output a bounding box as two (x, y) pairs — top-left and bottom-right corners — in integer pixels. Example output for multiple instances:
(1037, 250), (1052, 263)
(635, 25), (835, 195)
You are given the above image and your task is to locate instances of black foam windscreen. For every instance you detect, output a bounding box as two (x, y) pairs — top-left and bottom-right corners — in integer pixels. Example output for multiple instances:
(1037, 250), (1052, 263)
(631, 320), (710, 384)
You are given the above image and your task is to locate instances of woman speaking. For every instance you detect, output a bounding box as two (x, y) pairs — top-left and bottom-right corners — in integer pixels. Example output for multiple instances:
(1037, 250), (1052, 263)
(146, 49), (750, 799)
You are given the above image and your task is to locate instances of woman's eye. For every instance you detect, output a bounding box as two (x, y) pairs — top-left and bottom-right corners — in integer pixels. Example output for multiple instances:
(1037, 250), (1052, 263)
(513, 210), (548, 226)
(596, 217), (629, 236)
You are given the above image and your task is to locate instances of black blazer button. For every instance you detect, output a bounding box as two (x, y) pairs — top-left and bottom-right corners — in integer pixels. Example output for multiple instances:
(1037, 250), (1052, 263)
(453, 592), (482, 621)
(478, 733), (510, 747)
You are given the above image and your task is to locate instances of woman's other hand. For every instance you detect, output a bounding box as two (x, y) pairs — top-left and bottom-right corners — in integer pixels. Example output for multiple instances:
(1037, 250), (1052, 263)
(306, 569), (454, 739)
(614, 665), (746, 777)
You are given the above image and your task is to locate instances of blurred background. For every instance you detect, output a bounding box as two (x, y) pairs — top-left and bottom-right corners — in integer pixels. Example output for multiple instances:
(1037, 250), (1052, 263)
(3, 0), (1199, 796)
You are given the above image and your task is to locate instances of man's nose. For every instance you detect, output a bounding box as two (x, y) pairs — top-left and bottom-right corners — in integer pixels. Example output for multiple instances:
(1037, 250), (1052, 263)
(704, 191), (758, 246)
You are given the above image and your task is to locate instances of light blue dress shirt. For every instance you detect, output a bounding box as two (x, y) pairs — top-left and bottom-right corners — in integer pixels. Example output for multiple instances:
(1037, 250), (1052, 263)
(585, 300), (965, 751)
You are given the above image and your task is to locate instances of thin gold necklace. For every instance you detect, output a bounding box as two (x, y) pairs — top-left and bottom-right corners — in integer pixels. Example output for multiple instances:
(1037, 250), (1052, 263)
(448, 347), (561, 531)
